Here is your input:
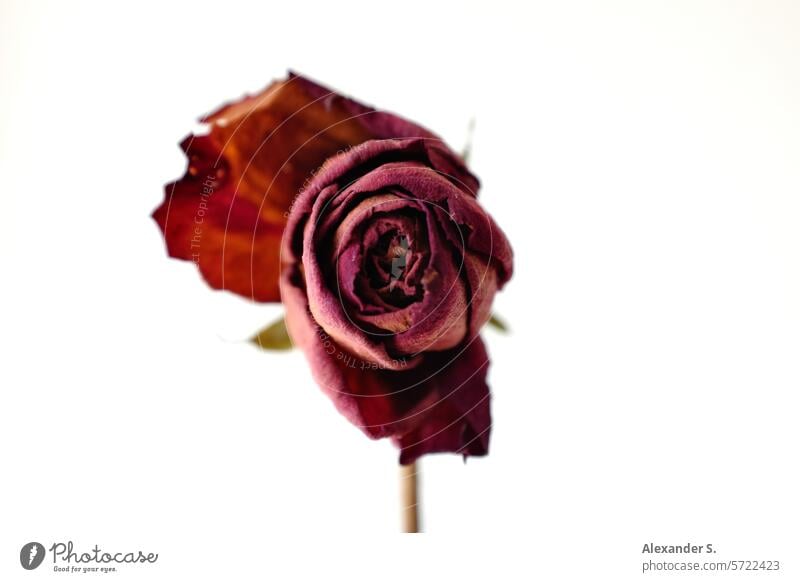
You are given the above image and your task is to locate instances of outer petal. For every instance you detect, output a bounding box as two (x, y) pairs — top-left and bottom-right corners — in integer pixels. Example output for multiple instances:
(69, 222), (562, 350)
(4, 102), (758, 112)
(394, 338), (492, 464)
(153, 73), (436, 302)
(152, 135), (285, 301)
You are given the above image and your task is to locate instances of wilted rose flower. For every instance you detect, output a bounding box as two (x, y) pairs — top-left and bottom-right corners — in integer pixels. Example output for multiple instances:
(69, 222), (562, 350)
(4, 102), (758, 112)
(153, 73), (513, 463)
(280, 138), (512, 463)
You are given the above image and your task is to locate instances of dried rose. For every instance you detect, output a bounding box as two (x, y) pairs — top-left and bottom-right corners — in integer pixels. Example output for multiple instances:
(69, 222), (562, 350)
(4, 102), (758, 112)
(280, 138), (512, 463)
(153, 73), (513, 463)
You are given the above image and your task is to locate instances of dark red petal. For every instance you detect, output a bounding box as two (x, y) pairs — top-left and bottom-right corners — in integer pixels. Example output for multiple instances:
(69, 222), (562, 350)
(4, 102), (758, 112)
(394, 338), (492, 464)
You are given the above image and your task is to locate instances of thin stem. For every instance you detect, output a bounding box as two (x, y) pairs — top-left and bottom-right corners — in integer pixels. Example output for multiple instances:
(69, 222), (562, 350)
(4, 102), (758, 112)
(400, 461), (420, 533)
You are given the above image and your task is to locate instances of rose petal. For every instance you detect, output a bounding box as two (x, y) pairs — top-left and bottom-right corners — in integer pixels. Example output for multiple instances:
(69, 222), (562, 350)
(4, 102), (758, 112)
(394, 338), (492, 464)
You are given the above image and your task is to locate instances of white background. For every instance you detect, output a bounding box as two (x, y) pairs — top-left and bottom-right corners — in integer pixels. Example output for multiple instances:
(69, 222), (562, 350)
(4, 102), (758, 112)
(2, 1), (799, 580)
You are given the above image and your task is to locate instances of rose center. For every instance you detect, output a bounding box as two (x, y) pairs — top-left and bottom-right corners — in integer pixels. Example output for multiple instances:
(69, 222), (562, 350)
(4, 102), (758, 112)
(364, 230), (416, 307)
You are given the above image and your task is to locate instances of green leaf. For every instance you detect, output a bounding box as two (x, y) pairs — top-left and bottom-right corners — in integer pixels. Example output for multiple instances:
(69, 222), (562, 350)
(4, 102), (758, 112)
(486, 313), (509, 333)
(250, 317), (294, 351)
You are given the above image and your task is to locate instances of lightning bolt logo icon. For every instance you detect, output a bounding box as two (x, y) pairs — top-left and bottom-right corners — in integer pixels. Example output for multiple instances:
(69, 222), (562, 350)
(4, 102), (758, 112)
(390, 236), (410, 280)
(20, 542), (45, 570)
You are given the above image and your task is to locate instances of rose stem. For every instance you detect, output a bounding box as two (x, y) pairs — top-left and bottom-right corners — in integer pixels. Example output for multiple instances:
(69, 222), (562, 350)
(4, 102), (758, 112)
(400, 461), (420, 533)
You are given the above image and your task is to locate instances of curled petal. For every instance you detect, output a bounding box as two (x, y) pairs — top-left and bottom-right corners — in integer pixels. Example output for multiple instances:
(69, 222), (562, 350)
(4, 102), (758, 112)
(394, 338), (492, 464)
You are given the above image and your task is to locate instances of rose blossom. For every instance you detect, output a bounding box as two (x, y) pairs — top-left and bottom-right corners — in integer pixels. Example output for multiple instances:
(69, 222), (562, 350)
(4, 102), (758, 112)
(280, 138), (512, 463)
(153, 73), (513, 463)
